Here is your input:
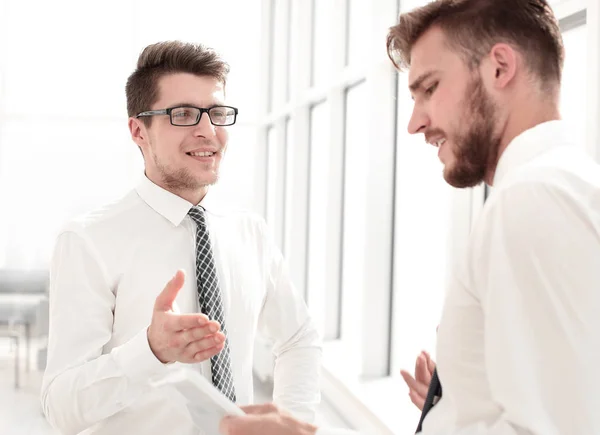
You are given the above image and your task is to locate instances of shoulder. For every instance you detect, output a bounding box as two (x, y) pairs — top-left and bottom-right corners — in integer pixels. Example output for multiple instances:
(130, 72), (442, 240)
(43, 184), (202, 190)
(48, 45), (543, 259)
(494, 146), (600, 200)
(484, 145), (600, 223)
(57, 190), (144, 242)
(474, 176), (595, 255)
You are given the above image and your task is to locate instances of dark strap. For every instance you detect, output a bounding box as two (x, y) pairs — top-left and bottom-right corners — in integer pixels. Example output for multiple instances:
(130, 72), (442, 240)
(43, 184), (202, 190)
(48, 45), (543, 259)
(416, 368), (442, 433)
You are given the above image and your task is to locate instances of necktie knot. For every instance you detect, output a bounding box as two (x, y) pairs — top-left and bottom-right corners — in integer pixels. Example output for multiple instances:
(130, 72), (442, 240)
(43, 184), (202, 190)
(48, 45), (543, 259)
(188, 206), (207, 227)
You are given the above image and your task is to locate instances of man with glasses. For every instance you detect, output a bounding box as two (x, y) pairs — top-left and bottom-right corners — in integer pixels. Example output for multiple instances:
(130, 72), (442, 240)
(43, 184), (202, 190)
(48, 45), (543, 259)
(41, 41), (321, 435)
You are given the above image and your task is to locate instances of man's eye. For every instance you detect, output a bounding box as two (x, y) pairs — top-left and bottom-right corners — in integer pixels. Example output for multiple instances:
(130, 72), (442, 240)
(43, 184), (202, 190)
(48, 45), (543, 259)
(425, 82), (438, 96)
(174, 110), (192, 118)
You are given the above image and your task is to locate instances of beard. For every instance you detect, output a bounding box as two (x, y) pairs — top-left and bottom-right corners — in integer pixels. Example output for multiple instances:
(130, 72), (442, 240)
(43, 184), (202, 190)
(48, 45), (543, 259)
(444, 75), (502, 188)
(150, 143), (220, 192)
(155, 161), (217, 191)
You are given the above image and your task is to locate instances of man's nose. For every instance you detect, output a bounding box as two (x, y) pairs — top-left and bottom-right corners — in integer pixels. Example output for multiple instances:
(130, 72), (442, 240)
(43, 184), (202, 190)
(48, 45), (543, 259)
(407, 104), (429, 135)
(192, 112), (216, 137)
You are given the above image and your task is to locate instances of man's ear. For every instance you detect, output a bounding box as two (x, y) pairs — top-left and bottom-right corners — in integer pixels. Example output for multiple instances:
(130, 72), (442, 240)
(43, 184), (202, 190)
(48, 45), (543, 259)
(128, 117), (149, 152)
(487, 43), (518, 89)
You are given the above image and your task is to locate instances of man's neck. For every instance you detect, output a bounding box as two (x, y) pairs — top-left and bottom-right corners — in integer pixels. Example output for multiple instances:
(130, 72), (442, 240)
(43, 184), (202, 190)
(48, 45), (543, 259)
(178, 188), (208, 206)
(145, 172), (208, 205)
(485, 100), (561, 186)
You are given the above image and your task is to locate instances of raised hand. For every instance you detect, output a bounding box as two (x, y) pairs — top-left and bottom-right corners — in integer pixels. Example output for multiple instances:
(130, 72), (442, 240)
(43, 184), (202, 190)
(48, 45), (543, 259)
(147, 270), (226, 364)
(400, 350), (436, 410)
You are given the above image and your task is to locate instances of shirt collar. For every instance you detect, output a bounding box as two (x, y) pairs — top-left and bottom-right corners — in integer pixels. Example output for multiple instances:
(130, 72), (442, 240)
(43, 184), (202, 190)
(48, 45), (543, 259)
(135, 175), (223, 226)
(492, 120), (573, 187)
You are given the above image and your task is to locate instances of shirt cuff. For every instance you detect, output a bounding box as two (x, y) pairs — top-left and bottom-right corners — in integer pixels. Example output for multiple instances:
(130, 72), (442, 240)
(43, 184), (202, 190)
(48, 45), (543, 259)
(112, 326), (169, 383)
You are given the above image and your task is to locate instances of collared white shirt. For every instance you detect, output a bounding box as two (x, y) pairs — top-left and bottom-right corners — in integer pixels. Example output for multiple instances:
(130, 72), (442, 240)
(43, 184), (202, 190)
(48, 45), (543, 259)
(422, 120), (600, 434)
(41, 176), (322, 435)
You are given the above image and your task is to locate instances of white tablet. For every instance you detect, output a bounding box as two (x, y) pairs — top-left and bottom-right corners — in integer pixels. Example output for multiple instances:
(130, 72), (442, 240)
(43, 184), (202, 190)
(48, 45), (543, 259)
(150, 367), (245, 435)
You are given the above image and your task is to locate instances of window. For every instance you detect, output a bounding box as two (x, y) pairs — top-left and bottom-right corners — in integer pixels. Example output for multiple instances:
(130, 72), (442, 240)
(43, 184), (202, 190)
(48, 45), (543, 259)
(311, 0), (331, 86)
(560, 24), (588, 153)
(288, 0), (300, 98)
(306, 101), (331, 332)
(346, 0), (369, 66)
(270, 0), (289, 109)
(266, 126), (286, 249)
(283, 118), (295, 257)
(339, 82), (368, 373)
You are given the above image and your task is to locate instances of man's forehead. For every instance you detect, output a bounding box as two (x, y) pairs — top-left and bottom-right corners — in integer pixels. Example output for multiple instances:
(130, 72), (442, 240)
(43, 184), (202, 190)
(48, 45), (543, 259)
(408, 26), (450, 82)
(156, 73), (225, 105)
(159, 73), (224, 91)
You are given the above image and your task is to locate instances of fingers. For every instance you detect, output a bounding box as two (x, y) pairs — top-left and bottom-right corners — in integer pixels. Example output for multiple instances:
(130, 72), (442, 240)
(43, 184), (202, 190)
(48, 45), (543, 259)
(220, 415), (261, 435)
(240, 403), (279, 415)
(184, 333), (226, 362)
(219, 416), (233, 435)
(409, 389), (426, 410)
(185, 331), (225, 352)
(424, 351), (437, 375)
(220, 406), (299, 435)
(177, 321), (221, 343)
(400, 370), (418, 391)
(414, 351), (421, 374)
(416, 353), (432, 385)
(191, 342), (225, 363)
(154, 270), (186, 312)
(401, 369), (428, 411)
(166, 321), (223, 362)
(219, 415), (238, 435)
(167, 325), (222, 350)
(165, 313), (212, 332)
(400, 369), (428, 398)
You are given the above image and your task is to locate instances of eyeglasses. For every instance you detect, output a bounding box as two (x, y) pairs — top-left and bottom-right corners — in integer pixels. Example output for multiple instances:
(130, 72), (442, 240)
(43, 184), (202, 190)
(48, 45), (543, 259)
(136, 105), (239, 126)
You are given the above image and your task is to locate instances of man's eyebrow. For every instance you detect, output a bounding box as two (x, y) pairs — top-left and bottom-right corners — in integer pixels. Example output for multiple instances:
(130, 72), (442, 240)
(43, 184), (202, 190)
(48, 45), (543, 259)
(168, 101), (226, 108)
(409, 71), (439, 93)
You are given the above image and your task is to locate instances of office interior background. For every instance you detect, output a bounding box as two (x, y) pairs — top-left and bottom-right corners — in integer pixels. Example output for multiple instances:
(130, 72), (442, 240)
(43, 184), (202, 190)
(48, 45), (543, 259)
(0, 0), (598, 433)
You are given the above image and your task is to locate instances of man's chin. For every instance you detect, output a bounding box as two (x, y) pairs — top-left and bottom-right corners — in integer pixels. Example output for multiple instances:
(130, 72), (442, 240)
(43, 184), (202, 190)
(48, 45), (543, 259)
(442, 162), (455, 184)
(443, 169), (484, 189)
(194, 174), (219, 189)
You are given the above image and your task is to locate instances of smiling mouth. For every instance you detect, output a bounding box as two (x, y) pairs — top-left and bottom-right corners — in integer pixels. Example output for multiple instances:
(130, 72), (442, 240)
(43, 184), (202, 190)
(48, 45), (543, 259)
(430, 138), (446, 148)
(186, 151), (217, 157)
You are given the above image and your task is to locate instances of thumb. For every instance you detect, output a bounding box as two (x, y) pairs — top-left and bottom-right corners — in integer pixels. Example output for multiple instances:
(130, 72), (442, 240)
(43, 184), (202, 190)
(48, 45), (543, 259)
(154, 270), (186, 312)
(220, 415), (262, 435)
(219, 415), (234, 434)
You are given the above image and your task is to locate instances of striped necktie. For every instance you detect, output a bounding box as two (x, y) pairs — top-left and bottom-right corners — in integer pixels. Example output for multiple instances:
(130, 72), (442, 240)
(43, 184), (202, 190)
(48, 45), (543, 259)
(188, 206), (236, 402)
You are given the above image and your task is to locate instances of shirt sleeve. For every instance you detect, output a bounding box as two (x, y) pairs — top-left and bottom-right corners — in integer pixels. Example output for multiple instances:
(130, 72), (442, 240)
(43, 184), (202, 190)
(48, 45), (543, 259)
(256, 220), (323, 424)
(41, 229), (169, 435)
(427, 181), (600, 435)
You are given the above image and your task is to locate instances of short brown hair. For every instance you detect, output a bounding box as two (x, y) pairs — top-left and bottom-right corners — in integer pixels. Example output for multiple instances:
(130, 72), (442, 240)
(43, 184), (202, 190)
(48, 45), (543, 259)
(126, 41), (230, 124)
(387, 0), (564, 86)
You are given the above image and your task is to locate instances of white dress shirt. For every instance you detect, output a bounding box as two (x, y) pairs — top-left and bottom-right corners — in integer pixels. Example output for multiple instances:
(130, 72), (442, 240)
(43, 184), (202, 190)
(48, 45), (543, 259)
(422, 120), (600, 434)
(41, 175), (322, 435)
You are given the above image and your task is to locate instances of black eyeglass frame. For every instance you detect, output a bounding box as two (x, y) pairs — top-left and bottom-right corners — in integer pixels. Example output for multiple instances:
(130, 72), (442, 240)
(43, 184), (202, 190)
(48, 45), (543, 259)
(135, 105), (239, 126)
